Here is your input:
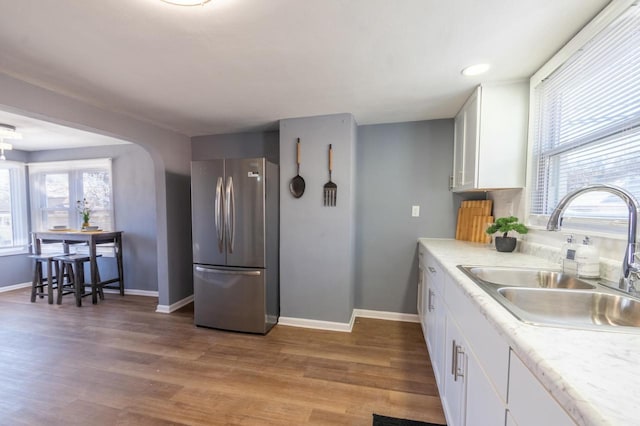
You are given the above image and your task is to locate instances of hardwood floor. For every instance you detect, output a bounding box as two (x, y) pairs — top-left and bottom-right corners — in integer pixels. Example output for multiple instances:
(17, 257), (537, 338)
(0, 288), (446, 425)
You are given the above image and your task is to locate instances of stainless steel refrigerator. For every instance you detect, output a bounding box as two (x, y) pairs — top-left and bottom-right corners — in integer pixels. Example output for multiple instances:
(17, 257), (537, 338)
(191, 158), (279, 334)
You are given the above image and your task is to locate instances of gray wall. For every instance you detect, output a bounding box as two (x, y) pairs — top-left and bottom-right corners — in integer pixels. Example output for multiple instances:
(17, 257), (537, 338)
(0, 71), (192, 306)
(192, 131), (279, 163)
(27, 144), (158, 291)
(355, 119), (455, 314)
(279, 113), (357, 323)
(0, 144), (158, 291)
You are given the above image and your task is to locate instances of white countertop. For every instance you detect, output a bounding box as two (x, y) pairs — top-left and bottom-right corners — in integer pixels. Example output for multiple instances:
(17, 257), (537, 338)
(418, 238), (640, 426)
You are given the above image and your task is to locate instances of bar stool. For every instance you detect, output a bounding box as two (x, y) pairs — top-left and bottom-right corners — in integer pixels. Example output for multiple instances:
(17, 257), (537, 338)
(28, 254), (62, 304)
(54, 254), (103, 307)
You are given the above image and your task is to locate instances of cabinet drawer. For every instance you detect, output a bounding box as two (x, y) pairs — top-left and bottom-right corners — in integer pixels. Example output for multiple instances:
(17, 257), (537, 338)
(444, 276), (509, 402)
(508, 350), (575, 426)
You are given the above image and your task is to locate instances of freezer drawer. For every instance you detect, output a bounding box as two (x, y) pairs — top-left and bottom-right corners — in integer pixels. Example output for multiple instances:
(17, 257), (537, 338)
(194, 265), (270, 334)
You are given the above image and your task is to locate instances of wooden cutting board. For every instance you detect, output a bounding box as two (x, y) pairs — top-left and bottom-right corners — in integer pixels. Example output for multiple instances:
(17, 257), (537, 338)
(455, 200), (493, 243)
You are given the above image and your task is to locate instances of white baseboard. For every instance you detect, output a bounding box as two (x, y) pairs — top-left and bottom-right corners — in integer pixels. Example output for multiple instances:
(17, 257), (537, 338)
(0, 282), (160, 297)
(278, 316), (354, 332)
(103, 288), (159, 297)
(353, 309), (420, 323)
(278, 309), (418, 333)
(156, 294), (194, 314)
(0, 282), (31, 293)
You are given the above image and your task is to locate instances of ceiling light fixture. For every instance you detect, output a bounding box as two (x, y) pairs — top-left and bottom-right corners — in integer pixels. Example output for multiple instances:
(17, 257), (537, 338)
(0, 124), (21, 161)
(461, 63), (491, 76)
(160, 0), (211, 5)
(0, 142), (11, 161)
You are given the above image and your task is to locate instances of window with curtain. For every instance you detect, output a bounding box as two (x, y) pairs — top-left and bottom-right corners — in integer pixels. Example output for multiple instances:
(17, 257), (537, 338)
(0, 161), (28, 254)
(529, 3), (640, 223)
(28, 158), (114, 231)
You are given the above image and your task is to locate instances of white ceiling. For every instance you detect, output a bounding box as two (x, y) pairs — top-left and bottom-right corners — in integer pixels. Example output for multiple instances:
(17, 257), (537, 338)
(0, 110), (130, 151)
(0, 0), (609, 149)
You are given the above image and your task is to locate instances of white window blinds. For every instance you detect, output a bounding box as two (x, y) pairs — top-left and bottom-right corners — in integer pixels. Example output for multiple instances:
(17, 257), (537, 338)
(530, 3), (640, 219)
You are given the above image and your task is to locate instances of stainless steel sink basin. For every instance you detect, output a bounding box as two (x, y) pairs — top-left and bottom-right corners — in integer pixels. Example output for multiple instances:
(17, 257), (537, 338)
(498, 288), (640, 328)
(460, 266), (596, 289)
(457, 265), (640, 332)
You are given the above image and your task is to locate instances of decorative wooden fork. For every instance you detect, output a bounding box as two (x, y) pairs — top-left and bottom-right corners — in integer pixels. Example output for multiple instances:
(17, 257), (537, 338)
(323, 144), (337, 206)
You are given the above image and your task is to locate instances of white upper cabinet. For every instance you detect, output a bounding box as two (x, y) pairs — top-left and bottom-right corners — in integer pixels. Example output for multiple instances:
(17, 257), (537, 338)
(451, 82), (529, 192)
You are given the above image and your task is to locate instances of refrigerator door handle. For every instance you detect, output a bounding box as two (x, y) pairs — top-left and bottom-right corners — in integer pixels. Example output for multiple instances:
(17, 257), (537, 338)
(195, 266), (261, 276)
(225, 176), (236, 254)
(215, 176), (224, 253)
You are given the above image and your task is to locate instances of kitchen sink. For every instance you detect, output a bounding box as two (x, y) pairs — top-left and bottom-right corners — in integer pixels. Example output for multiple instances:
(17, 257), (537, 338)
(459, 266), (596, 289)
(498, 287), (640, 328)
(457, 265), (640, 332)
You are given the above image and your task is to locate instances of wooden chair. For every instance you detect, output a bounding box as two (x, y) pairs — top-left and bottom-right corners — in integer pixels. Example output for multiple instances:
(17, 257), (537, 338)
(54, 254), (103, 307)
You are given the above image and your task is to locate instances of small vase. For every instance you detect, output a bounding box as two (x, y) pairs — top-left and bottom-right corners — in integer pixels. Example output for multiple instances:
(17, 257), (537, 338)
(495, 236), (517, 253)
(82, 221), (90, 230)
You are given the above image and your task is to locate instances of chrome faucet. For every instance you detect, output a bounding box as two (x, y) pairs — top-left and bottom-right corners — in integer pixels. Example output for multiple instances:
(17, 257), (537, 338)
(546, 184), (640, 294)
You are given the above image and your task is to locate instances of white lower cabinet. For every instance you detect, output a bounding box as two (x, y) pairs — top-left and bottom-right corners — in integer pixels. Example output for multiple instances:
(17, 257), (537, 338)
(466, 352), (506, 426)
(440, 287), (509, 426)
(443, 317), (467, 426)
(418, 243), (577, 426)
(508, 351), (575, 426)
(425, 260), (445, 386)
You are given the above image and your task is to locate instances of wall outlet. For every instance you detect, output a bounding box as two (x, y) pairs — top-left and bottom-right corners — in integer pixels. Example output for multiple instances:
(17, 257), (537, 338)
(412, 205), (420, 217)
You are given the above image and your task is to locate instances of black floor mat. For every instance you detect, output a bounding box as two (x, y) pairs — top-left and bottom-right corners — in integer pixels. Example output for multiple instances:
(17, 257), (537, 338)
(372, 413), (446, 426)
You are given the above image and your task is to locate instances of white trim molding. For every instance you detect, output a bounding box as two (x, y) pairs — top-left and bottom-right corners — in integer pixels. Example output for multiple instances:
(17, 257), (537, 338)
(156, 294), (194, 314)
(278, 309), (419, 333)
(0, 282), (31, 293)
(103, 288), (159, 297)
(1, 283), (160, 297)
(353, 309), (420, 323)
(278, 315), (354, 332)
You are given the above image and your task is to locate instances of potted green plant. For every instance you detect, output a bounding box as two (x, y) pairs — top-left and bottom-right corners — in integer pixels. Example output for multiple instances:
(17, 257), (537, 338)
(485, 216), (528, 252)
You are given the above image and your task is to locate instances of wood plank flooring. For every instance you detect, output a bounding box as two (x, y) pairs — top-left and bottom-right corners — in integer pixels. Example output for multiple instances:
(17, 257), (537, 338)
(0, 288), (446, 425)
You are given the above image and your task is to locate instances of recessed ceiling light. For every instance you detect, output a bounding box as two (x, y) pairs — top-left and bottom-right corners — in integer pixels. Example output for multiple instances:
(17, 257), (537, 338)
(160, 0), (211, 5)
(461, 63), (491, 76)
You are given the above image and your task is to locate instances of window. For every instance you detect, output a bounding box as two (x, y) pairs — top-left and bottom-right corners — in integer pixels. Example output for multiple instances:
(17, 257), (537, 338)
(0, 161), (29, 254)
(529, 3), (640, 224)
(28, 159), (114, 231)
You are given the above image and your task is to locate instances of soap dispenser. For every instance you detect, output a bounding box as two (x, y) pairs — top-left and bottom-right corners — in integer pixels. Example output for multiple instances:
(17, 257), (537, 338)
(575, 236), (600, 279)
(561, 235), (578, 274)
(560, 234), (576, 261)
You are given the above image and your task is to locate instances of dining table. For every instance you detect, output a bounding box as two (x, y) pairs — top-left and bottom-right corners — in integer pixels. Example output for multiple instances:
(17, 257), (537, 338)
(32, 230), (124, 304)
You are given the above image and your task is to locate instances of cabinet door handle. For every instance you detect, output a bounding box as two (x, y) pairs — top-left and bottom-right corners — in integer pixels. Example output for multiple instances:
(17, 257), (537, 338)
(451, 339), (457, 377)
(428, 289), (434, 312)
(454, 345), (465, 381)
(428, 267), (436, 273)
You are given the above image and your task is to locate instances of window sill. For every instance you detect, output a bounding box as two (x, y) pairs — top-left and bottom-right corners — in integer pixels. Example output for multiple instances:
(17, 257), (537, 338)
(0, 248), (30, 257)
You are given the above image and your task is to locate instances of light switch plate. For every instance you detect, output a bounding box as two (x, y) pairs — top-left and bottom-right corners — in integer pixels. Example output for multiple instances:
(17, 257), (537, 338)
(412, 205), (420, 217)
